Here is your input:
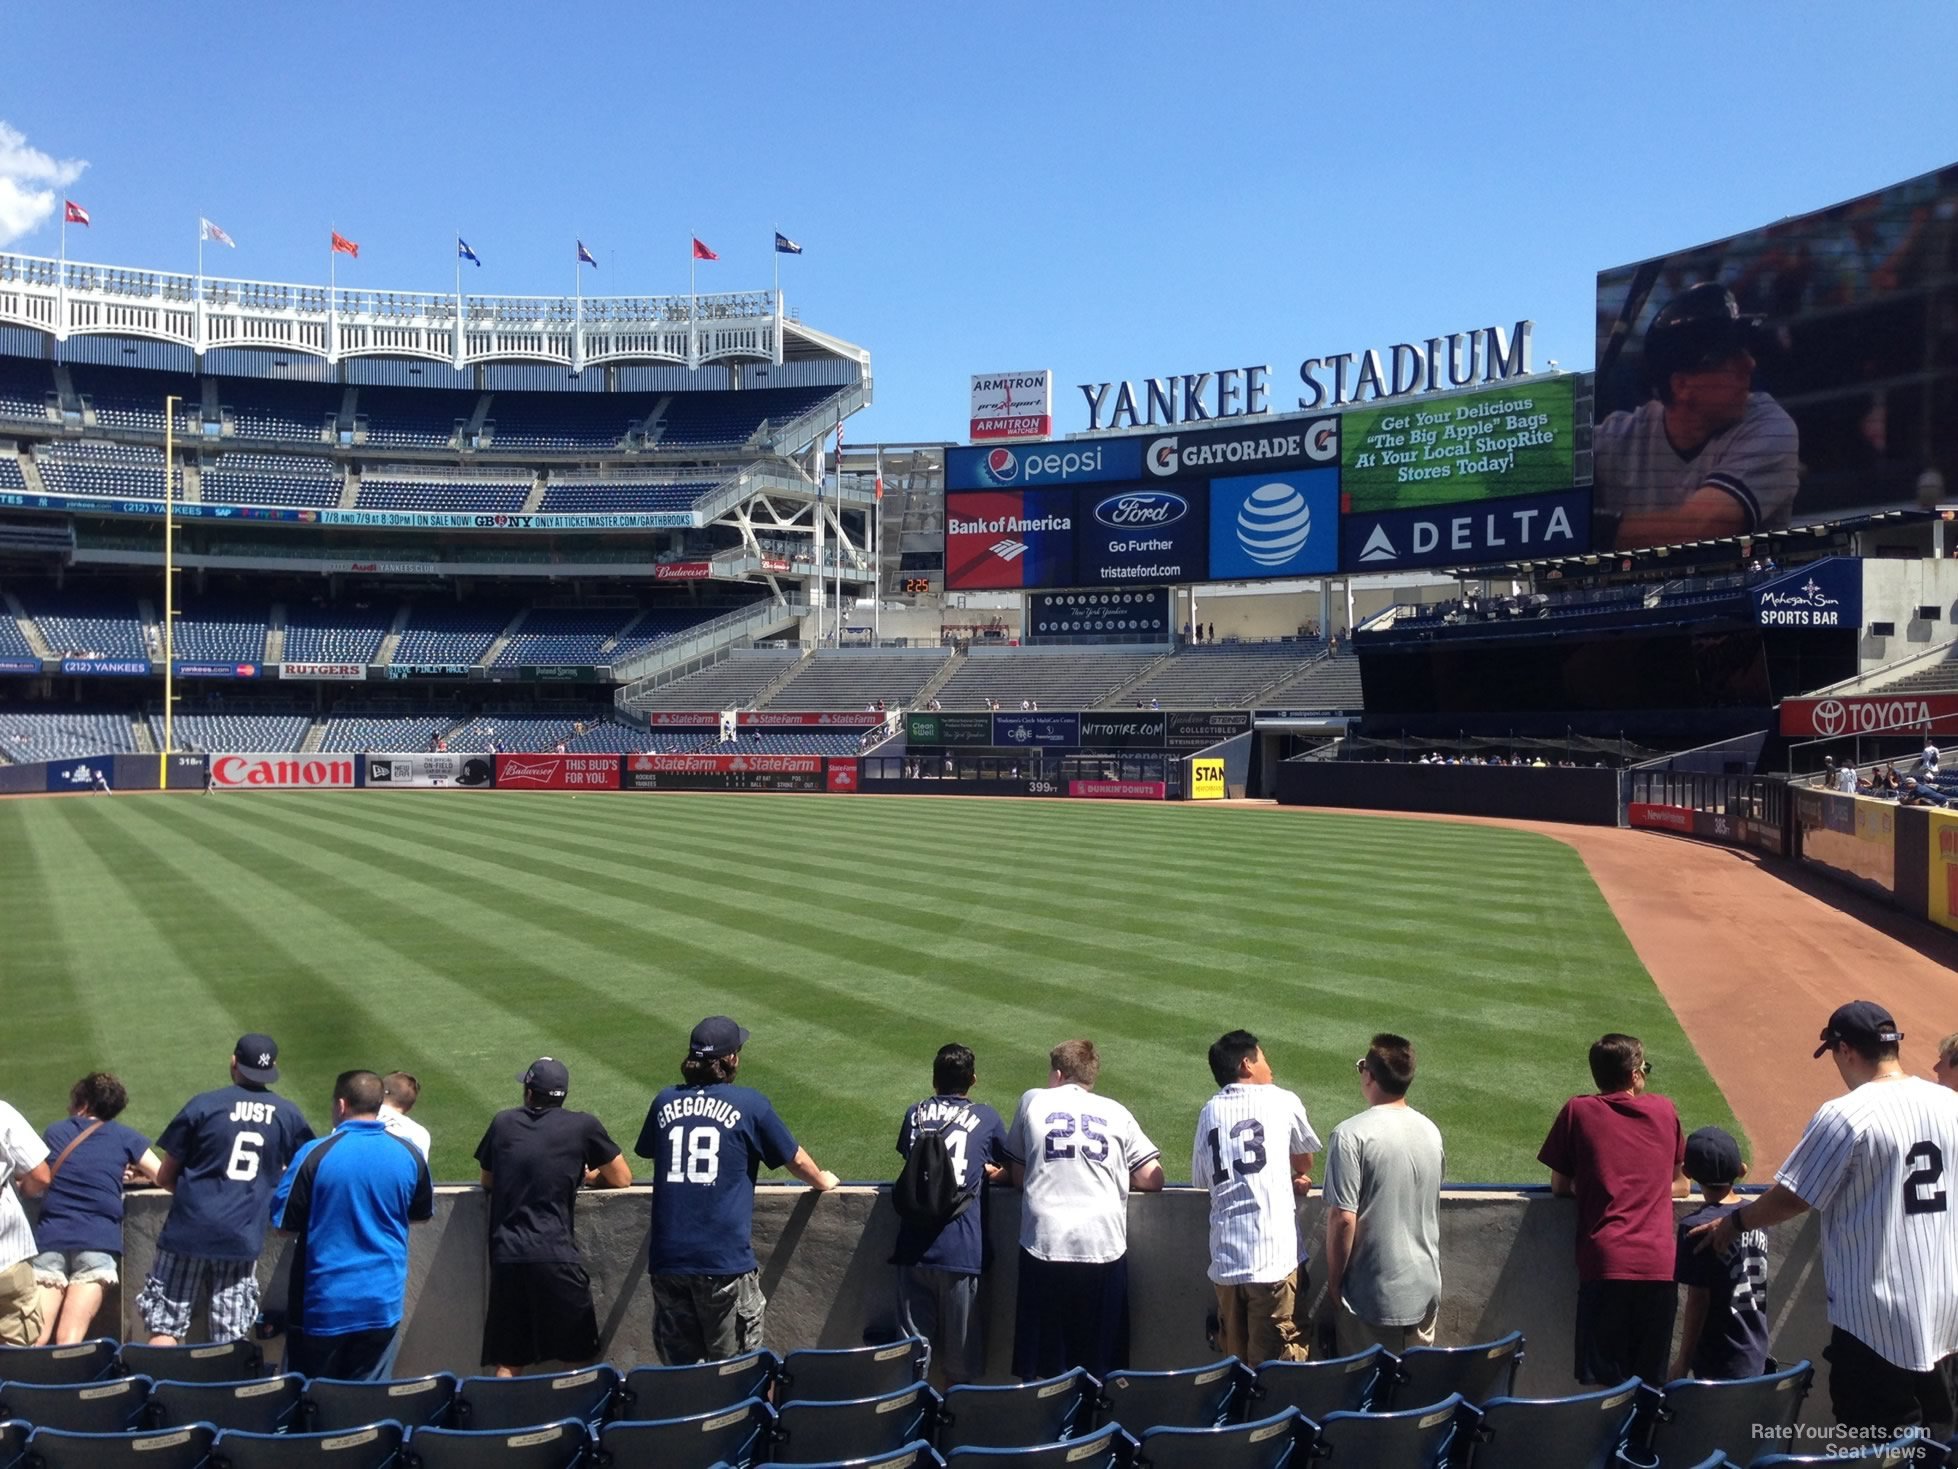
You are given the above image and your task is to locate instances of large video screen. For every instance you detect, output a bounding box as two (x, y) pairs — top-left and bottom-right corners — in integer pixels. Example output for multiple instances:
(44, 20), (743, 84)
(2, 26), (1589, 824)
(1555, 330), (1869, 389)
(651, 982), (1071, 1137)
(1340, 377), (1580, 514)
(1594, 163), (1958, 553)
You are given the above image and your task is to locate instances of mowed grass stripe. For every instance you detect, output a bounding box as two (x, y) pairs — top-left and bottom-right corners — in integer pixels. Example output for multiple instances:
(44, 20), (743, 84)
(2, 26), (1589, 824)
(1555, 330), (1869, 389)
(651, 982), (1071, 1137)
(2, 792), (1742, 1185)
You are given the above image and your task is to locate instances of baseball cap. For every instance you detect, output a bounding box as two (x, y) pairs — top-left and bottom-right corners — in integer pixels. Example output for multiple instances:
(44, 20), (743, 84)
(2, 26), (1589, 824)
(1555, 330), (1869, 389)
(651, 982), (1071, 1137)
(234, 1034), (280, 1085)
(1684, 1126), (1743, 1186)
(688, 1016), (750, 1058)
(519, 1057), (570, 1097)
(1645, 282), (1763, 384)
(1814, 1001), (1903, 1058)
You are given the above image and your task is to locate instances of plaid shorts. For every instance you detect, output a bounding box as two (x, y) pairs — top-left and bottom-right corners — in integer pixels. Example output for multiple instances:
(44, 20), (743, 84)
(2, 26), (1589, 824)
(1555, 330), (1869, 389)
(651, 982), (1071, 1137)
(135, 1249), (261, 1342)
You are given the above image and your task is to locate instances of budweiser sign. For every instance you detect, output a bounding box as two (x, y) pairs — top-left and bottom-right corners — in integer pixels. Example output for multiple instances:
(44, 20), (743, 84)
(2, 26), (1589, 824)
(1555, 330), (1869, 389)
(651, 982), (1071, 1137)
(627, 753), (823, 774)
(1779, 693), (1958, 738)
(654, 562), (714, 580)
(495, 753), (619, 789)
(211, 754), (357, 789)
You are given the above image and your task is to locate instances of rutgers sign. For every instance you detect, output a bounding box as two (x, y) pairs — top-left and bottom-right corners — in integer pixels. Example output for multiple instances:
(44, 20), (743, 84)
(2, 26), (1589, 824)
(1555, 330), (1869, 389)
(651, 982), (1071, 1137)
(211, 754), (357, 789)
(1779, 693), (1958, 738)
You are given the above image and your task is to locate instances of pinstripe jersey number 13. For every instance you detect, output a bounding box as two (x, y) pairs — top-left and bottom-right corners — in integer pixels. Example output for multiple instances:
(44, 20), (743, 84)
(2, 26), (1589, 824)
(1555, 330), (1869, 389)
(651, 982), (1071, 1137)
(1204, 1120), (1269, 1179)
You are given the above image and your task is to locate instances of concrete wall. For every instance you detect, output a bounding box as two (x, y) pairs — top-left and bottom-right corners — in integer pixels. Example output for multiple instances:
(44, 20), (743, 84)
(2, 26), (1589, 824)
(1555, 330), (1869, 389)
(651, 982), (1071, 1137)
(1857, 558), (1958, 670)
(109, 1186), (1831, 1409)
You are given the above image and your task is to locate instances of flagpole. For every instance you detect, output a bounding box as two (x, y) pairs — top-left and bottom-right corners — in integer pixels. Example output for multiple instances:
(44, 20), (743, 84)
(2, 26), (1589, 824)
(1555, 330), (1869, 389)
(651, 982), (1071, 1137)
(196, 222), (204, 354)
(772, 225), (779, 307)
(873, 448), (883, 647)
(58, 208), (66, 336)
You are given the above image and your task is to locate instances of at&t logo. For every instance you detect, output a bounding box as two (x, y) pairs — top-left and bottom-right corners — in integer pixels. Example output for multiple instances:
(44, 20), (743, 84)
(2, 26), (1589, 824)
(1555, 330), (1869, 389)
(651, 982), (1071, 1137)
(1236, 481), (1312, 566)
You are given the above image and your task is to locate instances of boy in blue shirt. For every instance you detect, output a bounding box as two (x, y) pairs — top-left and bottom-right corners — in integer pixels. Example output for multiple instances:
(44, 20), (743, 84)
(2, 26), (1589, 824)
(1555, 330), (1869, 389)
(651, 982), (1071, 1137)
(1673, 1126), (1771, 1380)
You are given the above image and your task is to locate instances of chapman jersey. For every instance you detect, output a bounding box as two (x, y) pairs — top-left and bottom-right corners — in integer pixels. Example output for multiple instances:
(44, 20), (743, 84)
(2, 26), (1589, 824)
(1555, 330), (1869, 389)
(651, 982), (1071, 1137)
(156, 1084), (315, 1261)
(1004, 1083), (1160, 1265)
(1594, 393), (1798, 536)
(1776, 1075), (1958, 1371)
(636, 1082), (798, 1277)
(892, 1095), (1009, 1276)
(1193, 1084), (1322, 1286)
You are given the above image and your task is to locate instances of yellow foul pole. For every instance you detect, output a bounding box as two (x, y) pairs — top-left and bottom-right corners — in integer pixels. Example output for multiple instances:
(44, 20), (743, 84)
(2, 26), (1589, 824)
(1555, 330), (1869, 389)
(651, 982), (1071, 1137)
(161, 394), (177, 788)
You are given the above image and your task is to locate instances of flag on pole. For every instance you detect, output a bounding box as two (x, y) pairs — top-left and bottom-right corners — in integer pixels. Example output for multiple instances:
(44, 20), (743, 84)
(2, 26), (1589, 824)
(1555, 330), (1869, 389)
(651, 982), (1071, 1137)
(65, 200), (90, 227)
(692, 237), (719, 261)
(458, 237), (481, 266)
(330, 231), (359, 259)
(874, 447), (884, 501)
(774, 232), (802, 255)
(199, 218), (236, 248)
(577, 240), (597, 267)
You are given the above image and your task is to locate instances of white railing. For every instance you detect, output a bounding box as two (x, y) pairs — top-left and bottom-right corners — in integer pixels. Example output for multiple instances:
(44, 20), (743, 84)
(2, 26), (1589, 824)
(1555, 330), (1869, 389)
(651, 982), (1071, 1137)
(0, 251), (827, 371)
(613, 600), (809, 694)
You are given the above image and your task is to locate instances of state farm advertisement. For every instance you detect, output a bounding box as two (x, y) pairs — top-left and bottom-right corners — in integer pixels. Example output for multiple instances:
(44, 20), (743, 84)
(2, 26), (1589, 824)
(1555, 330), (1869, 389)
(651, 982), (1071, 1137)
(622, 751), (826, 792)
(494, 753), (620, 789)
(630, 754), (825, 774)
(1068, 779), (1167, 800)
(1778, 692), (1958, 738)
(739, 711), (882, 727)
(211, 754), (359, 790)
(654, 562), (714, 580)
(826, 759), (859, 793)
(642, 711), (722, 728)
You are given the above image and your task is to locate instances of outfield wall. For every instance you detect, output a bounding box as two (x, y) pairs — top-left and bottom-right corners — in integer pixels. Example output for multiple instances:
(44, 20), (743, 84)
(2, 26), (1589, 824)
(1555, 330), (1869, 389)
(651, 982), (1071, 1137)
(1274, 760), (1622, 824)
(1793, 789), (1957, 933)
(100, 1187), (1831, 1405)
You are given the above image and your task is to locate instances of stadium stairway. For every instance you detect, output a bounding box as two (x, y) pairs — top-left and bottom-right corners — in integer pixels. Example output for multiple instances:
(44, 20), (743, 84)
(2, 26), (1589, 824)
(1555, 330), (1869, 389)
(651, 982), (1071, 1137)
(520, 477), (547, 514)
(15, 451), (49, 497)
(912, 648), (964, 708)
(130, 717), (153, 754)
(2, 592), (53, 658)
(264, 605), (287, 666)
(375, 605), (412, 667)
(298, 720), (326, 754)
(1092, 649), (1179, 707)
(478, 609), (529, 668)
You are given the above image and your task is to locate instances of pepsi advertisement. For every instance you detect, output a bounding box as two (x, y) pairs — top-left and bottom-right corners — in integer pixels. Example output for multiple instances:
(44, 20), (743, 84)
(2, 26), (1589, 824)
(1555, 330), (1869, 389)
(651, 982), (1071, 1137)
(947, 438), (1143, 490)
(1073, 483), (1209, 586)
(1208, 469), (1340, 580)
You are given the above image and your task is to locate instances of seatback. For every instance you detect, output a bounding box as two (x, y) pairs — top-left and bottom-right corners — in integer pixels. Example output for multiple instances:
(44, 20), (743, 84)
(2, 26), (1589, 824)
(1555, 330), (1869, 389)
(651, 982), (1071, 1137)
(303, 1377), (459, 1433)
(1314, 1393), (1467, 1469)
(0, 1342), (119, 1386)
(1748, 1431), (1946, 1467)
(455, 1368), (618, 1431)
(617, 1353), (776, 1424)
(937, 1371), (1097, 1453)
(1097, 1360), (1243, 1436)
(1641, 1361), (1812, 1468)
(1467, 1380), (1642, 1469)
(148, 1376), (305, 1434)
(785, 1445), (944, 1469)
(0, 1421), (26, 1469)
(24, 1426), (216, 1469)
(118, 1343), (264, 1386)
(593, 1400), (774, 1469)
(772, 1384), (941, 1466)
(1131, 1408), (1308, 1469)
(404, 1420), (590, 1469)
(1388, 1332), (1525, 1410)
(776, 1342), (927, 1407)
(942, 1424), (1132, 1469)
(0, 1378), (152, 1434)
(1243, 1351), (1384, 1422)
(212, 1422), (406, 1469)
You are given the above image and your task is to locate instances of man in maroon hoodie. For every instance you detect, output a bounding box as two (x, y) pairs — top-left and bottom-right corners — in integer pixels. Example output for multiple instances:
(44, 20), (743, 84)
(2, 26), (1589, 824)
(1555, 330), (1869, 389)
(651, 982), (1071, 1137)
(1539, 1033), (1688, 1386)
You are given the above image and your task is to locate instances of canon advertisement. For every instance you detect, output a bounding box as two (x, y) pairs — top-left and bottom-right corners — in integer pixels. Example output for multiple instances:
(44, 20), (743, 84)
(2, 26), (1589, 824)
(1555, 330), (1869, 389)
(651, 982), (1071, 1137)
(210, 754), (359, 790)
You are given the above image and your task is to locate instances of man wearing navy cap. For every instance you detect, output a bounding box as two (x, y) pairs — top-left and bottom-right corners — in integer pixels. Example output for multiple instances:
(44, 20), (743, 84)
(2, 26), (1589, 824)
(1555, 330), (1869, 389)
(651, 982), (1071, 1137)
(1693, 1001), (1958, 1437)
(136, 1035), (314, 1345)
(475, 1057), (633, 1375)
(635, 1016), (839, 1363)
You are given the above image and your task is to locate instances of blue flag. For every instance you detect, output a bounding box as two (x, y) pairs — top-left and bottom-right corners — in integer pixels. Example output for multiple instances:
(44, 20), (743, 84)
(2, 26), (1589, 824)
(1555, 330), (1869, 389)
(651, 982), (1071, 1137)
(774, 232), (803, 255)
(458, 237), (481, 267)
(577, 240), (597, 268)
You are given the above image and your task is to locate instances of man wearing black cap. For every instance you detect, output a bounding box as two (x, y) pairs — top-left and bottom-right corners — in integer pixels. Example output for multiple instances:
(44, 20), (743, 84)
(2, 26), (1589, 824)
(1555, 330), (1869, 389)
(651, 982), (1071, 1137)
(475, 1057), (633, 1376)
(136, 1035), (315, 1346)
(1693, 1001), (1958, 1436)
(635, 1016), (839, 1364)
(1594, 281), (1799, 550)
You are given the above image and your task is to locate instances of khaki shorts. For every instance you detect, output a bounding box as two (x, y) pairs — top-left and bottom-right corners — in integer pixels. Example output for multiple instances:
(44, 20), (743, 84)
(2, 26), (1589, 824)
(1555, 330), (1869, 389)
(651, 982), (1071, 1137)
(0, 1259), (46, 1347)
(1215, 1269), (1307, 1366)
(1333, 1296), (1439, 1358)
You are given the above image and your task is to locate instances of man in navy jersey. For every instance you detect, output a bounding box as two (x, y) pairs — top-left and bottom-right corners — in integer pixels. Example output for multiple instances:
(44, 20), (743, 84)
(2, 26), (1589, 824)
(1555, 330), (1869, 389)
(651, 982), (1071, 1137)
(136, 1035), (314, 1346)
(476, 1058), (633, 1375)
(274, 1070), (434, 1380)
(1672, 1126), (1769, 1380)
(635, 1016), (840, 1364)
(891, 1043), (1009, 1386)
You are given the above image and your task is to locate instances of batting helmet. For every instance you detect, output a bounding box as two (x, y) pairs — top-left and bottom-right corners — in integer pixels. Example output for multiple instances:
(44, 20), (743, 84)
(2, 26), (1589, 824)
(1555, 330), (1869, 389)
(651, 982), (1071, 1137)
(1644, 282), (1763, 387)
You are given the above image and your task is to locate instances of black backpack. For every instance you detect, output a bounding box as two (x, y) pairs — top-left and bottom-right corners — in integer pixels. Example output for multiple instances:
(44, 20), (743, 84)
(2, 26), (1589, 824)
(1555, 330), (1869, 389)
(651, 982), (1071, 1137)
(891, 1124), (970, 1228)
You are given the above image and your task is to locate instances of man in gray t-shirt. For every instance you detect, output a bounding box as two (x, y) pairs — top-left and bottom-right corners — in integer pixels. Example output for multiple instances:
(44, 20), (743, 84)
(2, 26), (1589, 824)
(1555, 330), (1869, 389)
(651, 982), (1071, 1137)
(1320, 1033), (1445, 1356)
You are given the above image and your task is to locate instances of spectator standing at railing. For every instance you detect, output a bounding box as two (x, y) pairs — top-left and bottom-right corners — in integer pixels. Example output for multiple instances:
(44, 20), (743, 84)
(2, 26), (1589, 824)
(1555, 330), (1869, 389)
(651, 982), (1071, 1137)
(0, 1097), (53, 1346)
(1922, 738), (1942, 778)
(1932, 1033), (1958, 1091)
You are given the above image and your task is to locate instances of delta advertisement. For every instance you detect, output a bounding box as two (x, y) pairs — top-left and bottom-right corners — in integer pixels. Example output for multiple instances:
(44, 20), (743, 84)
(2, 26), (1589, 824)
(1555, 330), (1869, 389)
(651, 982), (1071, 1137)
(1594, 162), (1958, 553)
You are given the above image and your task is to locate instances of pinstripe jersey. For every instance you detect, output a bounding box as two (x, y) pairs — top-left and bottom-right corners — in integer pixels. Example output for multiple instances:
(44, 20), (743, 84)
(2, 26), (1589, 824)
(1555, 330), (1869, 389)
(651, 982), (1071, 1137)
(1005, 1083), (1160, 1265)
(1775, 1075), (1958, 1371)
(1191, 1084), (1322, 1286)
(1593, 393), (1798, 535)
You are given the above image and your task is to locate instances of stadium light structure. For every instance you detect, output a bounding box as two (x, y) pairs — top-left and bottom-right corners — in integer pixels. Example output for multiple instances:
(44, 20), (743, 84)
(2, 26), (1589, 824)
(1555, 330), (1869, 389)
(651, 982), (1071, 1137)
(160, 394), (178, 789)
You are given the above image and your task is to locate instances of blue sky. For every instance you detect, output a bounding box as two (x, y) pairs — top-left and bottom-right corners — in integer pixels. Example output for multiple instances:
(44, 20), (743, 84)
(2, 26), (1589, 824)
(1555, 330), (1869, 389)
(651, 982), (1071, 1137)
(4, 2), (1954, 444)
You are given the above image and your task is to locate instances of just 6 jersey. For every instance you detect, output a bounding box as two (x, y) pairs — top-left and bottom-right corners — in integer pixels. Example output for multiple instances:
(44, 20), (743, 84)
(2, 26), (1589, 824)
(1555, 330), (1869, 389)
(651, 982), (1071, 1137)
(1193, 1083), (1321, 1285)
(637, 1082), (798, 1277)
(1005, 1082), (1160, 1265)
(156, 1084), (315, 1262)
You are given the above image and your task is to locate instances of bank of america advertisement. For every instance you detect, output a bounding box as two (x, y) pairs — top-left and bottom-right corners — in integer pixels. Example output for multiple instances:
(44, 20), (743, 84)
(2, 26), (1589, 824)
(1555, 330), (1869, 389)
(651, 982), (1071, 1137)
(944, 490), (1076, 589)
(1339, 377), (1581, 514)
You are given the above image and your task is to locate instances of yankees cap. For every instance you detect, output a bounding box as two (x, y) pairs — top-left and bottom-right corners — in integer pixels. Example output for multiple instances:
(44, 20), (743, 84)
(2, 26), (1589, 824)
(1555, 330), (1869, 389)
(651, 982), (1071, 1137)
(234, 1033), (280, 1085)
(689, 1015), (750, 1058)
(1684, 1126), (1744, 1186)
(1814, 1000), (1903, 1058)
(1645, 281), (1763, 383)
(520, 1057), (570, 1098)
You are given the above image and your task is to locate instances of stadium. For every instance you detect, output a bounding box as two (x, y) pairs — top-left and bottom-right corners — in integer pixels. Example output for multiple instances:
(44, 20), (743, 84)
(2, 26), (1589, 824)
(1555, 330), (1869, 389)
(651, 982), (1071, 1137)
(2, 150), (1957, 1469)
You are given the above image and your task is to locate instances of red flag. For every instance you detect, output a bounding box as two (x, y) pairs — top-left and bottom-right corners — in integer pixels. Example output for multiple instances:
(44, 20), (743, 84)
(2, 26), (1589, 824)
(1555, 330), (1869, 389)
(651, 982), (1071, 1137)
(691, 237), (718, 261)
(64, 200), (90, 227)
(330, 231), (359, 259)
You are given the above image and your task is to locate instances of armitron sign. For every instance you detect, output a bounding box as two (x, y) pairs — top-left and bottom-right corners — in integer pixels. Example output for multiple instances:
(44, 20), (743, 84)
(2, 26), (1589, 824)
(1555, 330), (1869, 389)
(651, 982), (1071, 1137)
(1779, 693), (1958, 738)
(211, 754), (357, 789)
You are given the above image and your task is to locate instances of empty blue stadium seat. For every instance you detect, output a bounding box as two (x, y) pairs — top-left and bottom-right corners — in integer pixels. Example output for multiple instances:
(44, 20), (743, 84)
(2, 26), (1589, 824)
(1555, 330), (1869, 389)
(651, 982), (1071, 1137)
(119, 1342), (264, 1385)
(401, 1420), (588, 1469)
(0, 1341), (119, 1386)
(617, 1352), (777, 1424)
(454, 1368), (617, 1431)
(1096, 1359), (1245, 1435)
(1243, 1349), (1386, 1422)
(213, 1421), (405, 1469)
(1130, 1408), (1309, 1469)
(1628, 1362), (1813, 1469)
(0, 1376), (153, 1434)
(146, 1375), (303, 1434)
(1386, 1331), (1525, 1410)
(936, 1370), (1098, 1454)
(786, 1443), (944, 1469)
(1463, 1378), (1642, 1469)
(941, 1424), (1132, 1469)
(776, 1342), (928, 1408)
(1311, 1393), (1468, 1469)
(593, 1398), (775, 1469)
(771, 1383), (941, 1465)
(302, 1374), (457, 1433)
(24, 1425), (214, 1469)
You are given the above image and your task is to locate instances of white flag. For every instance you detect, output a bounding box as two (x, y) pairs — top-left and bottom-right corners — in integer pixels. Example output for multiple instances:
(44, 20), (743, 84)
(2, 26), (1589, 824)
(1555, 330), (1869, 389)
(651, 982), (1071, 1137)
(199, 218), (236, 248)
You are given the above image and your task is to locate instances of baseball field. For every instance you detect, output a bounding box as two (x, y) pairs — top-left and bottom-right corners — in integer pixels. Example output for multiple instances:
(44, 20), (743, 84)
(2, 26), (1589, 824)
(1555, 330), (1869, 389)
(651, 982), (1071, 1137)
(0, 790), (1743, 1183)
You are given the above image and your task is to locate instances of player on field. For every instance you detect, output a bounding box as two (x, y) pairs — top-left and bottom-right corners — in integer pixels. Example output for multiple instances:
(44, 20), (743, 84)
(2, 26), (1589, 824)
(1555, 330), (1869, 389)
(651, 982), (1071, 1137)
(136, 1035), (314, 1345)
(475, 1057), (633, 1374)
(634, 1016), (839, 1364)
(1692, 1002), (1958, 1435)
(1006, 1038), (1163, 1380)
(1321, 1033), (1444, 1357)
(890, 1043), (1009, 1386)
(1192, 1030), (1320, 1365)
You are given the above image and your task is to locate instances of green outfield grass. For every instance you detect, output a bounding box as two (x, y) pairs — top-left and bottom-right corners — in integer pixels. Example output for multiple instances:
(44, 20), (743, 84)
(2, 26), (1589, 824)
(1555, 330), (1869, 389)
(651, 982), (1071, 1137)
(0, 790), (1743, 1184)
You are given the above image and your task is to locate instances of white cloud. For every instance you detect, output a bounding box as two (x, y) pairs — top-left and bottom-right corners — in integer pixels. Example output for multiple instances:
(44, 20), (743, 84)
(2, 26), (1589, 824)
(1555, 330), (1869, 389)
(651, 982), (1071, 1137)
(0, 121), (88, 247)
